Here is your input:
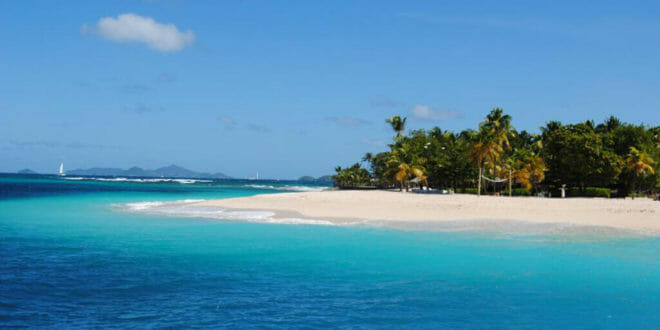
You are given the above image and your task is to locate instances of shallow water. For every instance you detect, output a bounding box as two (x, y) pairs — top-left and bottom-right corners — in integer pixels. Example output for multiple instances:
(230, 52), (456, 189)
(1, 174), (659, 328)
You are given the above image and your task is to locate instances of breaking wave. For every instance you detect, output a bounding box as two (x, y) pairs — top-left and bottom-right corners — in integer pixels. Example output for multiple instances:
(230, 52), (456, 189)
(243, 184), (328, 192)
(64, 177), (212, 184)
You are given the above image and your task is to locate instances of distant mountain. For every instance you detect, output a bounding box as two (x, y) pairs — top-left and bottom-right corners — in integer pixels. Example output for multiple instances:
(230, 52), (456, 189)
(17, 169), (38, 175)
(68, 165), (231, 179)
(316, 175), (333, 182)
(68, 167), (125, 176)
(297, 175), (333, 183)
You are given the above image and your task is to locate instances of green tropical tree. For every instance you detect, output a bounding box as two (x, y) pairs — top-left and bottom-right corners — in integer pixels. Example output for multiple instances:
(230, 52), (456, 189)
(514, 152), (547, 193)
(482, 108), (513, 149)
(386, 147), (427, 192)
(362, 152), (374, 164)
(470, 108), (514, 196)
(626, 146), (655, 198)
(334, 111), (657, 198)
(483, 108), (514, 172)
(386, 115), (407, 142)
(333, 163), (371, 188)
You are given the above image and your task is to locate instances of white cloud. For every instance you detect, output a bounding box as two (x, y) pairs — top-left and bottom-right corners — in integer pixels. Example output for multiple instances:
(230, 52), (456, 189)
(411, 105), (461, 121)
(82, 13), (195, 52)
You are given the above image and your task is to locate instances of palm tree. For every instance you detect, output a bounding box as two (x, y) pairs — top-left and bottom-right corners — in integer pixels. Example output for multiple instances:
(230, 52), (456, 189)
(392, 163), (427, 192)
(362, 152), (373, 163)
(626, 146), (655, 199)
(482, 108), (513, 158)
(483, 108), (514, 194)
(394, 163), (410, 192)
(470, 108), (514, 196)
(596, 115), (621, 133)
(469, 130), (492, 196)
(514, 153), (547, 193)
(503, 156), (516, 196)
(386, 148), (427, 192)
(386, 115), (407, 142)
(482, 108), (513, 152)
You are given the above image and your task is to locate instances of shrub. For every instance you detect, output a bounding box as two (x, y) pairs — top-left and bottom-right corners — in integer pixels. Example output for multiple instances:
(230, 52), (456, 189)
(459, 188), (478, 195)
(502, 188), (532, 196)
(333, 163), (372, 188)
(566, 187), (611, 198)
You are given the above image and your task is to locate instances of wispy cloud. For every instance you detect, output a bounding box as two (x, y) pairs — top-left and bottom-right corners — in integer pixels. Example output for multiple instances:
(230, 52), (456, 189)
(218, 116), (237, 129)
(64, 142), (117, 150)
(124, 103), (164, 114)
(396, 12), (592, 40)
(411, 105), (461, 121)
(361, 138), (388, 147)
(7, 140), (59, 149)
(156, 72), (177, 83)
(370, 97), (404, 109)
(218, 117), (269, 132)
(6, 140), (116, 150)
(120, 83), (150, 94)
(81, 13), (195, 52)
(245, 123), (270, 133)
(326, 116), (371, 127)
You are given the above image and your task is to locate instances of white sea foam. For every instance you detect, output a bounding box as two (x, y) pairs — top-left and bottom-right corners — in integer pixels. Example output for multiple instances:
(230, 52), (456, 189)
(258, 218), (336, 226)
(64, 177), (212, 184)
(117, 199), (335, 225)
(123, 199), (206, 211)
(244, 184), (328, 192)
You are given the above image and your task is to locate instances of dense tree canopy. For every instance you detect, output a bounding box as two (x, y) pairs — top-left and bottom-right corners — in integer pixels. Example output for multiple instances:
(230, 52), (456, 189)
(334, 109), (659, 198)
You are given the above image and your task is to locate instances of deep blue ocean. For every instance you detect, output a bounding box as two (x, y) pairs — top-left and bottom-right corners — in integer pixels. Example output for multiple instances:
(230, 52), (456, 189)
(1, 174), (659, 328)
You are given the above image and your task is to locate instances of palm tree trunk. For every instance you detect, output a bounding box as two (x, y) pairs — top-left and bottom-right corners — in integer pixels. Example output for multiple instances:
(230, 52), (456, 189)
(632, 180), (636, 200)
(509, 168), (512, 197)
(477, 166), (482, 196)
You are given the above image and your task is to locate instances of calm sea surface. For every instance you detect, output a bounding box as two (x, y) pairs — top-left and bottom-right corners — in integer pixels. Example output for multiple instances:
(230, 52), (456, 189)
(1, 174), (659, 328)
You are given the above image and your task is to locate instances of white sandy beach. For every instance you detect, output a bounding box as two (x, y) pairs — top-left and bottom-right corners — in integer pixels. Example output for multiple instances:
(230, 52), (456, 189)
(193, 190), (660, 232)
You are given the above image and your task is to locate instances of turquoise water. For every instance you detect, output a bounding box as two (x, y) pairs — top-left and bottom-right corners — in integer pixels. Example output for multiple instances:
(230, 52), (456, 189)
(1, 175), (659, 328)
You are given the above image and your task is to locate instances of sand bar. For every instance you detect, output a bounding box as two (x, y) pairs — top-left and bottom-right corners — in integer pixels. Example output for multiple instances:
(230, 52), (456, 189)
(193, 190), (660, 232)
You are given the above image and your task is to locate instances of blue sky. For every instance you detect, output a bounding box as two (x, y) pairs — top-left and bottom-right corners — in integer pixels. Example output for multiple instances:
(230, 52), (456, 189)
(1, 1), (659, 179)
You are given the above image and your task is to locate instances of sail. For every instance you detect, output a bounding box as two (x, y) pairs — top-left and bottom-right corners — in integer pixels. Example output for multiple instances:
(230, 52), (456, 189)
(59, 163), (65, 176)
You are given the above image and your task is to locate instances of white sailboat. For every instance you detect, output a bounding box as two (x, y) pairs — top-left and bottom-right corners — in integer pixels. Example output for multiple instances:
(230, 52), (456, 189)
(58, 163), (65, 176)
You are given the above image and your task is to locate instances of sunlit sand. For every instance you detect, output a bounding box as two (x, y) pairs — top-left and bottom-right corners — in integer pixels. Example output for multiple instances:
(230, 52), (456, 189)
(195, 190), (660, 232)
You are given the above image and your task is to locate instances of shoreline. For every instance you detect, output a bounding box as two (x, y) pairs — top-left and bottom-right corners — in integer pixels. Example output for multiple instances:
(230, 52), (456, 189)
(187, 190), (660, 233)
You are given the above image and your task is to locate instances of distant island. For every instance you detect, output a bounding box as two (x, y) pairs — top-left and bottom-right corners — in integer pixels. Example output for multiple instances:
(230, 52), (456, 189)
(14, 166), (334, 183)
(297, 175), (334, 184)
(65, 165), (231, 179)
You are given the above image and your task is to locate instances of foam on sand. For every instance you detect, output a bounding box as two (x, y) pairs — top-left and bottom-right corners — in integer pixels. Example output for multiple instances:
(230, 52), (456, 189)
(243, 184), (329, 192)
(116, 199), (336, 226)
